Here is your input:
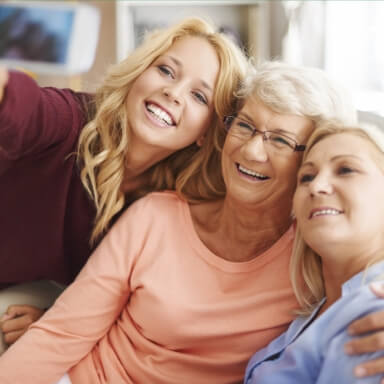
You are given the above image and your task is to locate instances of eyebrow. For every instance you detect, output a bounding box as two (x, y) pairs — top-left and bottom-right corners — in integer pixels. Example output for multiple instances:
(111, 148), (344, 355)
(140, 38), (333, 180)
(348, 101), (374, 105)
(165, 55), (213, 93)
(301, 154), (362, 168)
(238, 111), (255, 122)
(237, 111), (297, 138)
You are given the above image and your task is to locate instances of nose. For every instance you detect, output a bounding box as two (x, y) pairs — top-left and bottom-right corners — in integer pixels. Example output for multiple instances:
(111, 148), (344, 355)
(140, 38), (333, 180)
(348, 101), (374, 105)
(241, 134), (268, 163)
(163, 83), (184, 106)
(309, 172), (333, 196)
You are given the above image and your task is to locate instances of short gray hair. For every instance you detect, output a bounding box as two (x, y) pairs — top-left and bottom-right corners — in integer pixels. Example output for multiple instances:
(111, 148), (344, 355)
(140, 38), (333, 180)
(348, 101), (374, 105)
(237, 61), (357, 127)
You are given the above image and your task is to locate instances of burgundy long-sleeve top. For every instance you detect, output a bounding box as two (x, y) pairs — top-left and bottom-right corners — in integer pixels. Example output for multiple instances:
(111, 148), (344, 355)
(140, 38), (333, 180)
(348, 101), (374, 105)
(0, 71), (96, 288)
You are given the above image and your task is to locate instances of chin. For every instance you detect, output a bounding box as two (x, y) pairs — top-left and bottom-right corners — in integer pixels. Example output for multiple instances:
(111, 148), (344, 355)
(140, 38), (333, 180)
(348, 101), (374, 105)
(305, 232), (347, 253)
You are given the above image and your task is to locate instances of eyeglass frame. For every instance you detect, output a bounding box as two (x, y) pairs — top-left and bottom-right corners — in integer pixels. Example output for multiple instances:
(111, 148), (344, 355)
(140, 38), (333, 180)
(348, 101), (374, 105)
(223, 115), (306, 152)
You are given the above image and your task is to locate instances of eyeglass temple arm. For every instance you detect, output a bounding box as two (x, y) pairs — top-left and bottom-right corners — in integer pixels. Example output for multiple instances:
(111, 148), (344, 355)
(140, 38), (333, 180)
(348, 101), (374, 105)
(295, 144), (306, 152)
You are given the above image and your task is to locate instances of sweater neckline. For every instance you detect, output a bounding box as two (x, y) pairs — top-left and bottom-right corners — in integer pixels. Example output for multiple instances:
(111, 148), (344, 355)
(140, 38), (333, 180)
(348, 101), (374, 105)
(179, 198), (294, 273)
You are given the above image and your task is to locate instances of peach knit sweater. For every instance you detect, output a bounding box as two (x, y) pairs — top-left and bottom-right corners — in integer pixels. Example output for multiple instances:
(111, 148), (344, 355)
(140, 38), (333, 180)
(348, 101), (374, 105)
(0, 192), (297, 384)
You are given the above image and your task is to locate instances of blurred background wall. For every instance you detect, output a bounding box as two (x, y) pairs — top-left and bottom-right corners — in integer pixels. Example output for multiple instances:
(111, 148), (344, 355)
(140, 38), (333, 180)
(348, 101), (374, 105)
(3, 0), (383, 121)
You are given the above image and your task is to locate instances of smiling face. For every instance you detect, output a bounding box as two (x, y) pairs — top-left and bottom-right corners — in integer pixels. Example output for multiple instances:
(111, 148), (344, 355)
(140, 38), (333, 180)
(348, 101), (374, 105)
(294, 132), (384, 258)
(221, 97), (313, 213)
(125, 36), (219, 155)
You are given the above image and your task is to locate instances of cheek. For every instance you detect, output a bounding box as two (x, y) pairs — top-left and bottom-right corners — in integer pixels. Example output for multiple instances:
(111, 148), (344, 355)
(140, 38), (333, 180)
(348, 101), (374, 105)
(221, 147), (230, 175)
(292, 191), (299, 213)
(185, 106), (213, 134)
(125, 73), (156, 115)
(126, 79), (144, 109)
(355, 194), (384, 221)
(129, 69), (155, 96)
(221, 141), (235, 183)
(129, 77), (146, 96)
(292, 189), (306, 219)
(222, 135), (240, 158)
(280, 159), (301, 188)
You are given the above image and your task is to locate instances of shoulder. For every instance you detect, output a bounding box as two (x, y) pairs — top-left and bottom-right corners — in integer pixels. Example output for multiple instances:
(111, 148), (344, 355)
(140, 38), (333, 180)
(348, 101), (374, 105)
(342, 283), (384, 318)
(118, 191), (186, 224)
(317, 283), (384, 347)
(131, 190), (185, 210)
(313, 285), (384, 383)
(106, 191), (186, 251)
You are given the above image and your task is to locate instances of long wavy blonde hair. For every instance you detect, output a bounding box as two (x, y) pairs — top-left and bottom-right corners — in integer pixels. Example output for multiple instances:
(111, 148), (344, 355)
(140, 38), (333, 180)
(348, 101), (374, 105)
(290, 122), (384, 316)
(77, 17), (248, 244)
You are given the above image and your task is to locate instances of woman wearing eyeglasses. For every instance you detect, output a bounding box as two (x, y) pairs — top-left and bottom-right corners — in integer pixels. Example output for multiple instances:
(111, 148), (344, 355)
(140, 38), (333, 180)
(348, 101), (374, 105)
(1, 62), (383, 384)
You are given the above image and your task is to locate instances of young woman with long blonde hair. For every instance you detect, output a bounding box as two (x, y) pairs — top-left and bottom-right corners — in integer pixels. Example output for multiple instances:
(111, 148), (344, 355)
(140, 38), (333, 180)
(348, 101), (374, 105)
(0, 17), (247, 348)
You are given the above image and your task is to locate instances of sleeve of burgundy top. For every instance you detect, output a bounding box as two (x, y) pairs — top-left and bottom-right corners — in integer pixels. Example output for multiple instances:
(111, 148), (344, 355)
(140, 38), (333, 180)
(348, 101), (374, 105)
(0, 70), (89, 160)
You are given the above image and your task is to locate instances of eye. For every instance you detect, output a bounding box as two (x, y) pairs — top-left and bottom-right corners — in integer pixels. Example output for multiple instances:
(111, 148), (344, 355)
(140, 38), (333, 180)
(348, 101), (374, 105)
(269, 133), (293, 148)
(237, 120), (254, 132)
(298, 173), (315, 183)
(338, 166), (354, 175)
(192, 91), (208, 105)
(158, 65), (174, 79)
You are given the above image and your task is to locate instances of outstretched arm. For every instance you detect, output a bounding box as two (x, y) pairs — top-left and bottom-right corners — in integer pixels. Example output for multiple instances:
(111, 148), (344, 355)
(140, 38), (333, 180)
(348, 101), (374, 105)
(0, 69), (89, 159)
(0, 68), (90, 342)
(0, 67), (8, 104)
(0, 68), (49, 343)
(0, 66), (8, 156)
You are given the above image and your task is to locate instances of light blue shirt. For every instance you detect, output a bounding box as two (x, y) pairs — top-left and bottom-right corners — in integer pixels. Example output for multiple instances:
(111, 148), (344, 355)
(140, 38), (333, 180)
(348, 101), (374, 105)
(245, 261), (384, 384)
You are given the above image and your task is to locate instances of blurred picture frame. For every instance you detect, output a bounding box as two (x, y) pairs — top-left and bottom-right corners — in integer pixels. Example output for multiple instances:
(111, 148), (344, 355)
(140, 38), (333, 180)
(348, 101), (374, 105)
(115, 0), (269, 62)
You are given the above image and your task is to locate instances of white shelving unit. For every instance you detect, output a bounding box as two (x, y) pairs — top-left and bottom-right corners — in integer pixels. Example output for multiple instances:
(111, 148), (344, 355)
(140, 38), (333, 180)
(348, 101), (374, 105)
(116, 0), (270, 62)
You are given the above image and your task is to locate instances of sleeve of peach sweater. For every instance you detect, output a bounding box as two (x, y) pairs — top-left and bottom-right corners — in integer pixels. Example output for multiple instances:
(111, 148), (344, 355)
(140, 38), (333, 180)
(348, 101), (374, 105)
(0, 195), (149, 384)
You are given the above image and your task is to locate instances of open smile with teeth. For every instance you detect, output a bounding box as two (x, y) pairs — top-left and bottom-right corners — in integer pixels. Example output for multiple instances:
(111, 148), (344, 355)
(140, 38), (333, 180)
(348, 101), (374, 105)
(237, 163), (269, 180)
(146, 103), (175, 126)
(310, 209), (343, 219)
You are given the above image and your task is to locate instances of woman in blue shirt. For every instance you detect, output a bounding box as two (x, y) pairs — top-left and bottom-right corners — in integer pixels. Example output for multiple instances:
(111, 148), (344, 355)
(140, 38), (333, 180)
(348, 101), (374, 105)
(245, 122), (384, 384)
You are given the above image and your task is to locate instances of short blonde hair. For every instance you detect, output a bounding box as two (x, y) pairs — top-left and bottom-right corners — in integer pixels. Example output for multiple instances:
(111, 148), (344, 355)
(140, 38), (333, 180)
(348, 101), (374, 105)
(290, 122), (384, 315)
(77, 17), (248, 243)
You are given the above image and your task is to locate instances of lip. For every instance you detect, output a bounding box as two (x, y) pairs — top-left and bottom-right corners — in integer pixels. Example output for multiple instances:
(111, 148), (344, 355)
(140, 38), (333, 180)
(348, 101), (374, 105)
(145, 100), (177, 127)
(309, 206), (344, 219)
(235, 162), (270, 182)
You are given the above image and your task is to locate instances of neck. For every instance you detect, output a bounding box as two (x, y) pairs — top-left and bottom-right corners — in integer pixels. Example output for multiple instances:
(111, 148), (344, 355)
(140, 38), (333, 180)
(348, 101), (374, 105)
(122, 139), (172, 194)
(190, 197), (293, 262)
(319, 244), (384, 307)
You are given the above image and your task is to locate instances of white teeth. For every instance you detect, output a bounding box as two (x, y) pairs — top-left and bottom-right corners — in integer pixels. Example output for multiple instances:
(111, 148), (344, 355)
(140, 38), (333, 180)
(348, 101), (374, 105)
(238, 164), (268, 179)
(312, 209), (342, 218)
(146, 103), (174, 125)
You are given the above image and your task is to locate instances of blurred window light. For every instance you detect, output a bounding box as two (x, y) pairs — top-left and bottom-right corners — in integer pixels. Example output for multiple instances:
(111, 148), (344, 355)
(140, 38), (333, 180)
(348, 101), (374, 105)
(324, 1), (384, 116)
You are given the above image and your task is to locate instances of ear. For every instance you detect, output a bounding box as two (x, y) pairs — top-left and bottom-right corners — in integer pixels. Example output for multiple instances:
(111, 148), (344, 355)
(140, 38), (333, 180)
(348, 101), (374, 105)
(196, 135), (205, 147)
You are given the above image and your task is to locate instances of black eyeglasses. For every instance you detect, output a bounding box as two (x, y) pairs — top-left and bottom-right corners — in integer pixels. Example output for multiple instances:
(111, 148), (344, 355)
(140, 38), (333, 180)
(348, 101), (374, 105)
(223, 115), (306, 153)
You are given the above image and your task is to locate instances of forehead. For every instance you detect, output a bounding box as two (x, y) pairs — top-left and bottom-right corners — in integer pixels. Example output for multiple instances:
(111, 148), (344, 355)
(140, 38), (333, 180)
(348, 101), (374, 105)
(239, 97), (314, 140)
(307, 133), (381, 164)
(166, 35), (211, 54)
(162, 36), (219, 80)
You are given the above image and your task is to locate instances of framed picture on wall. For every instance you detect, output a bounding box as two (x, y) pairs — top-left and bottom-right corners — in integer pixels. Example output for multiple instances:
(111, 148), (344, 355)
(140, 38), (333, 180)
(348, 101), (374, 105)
(116, 0), (270, 62)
